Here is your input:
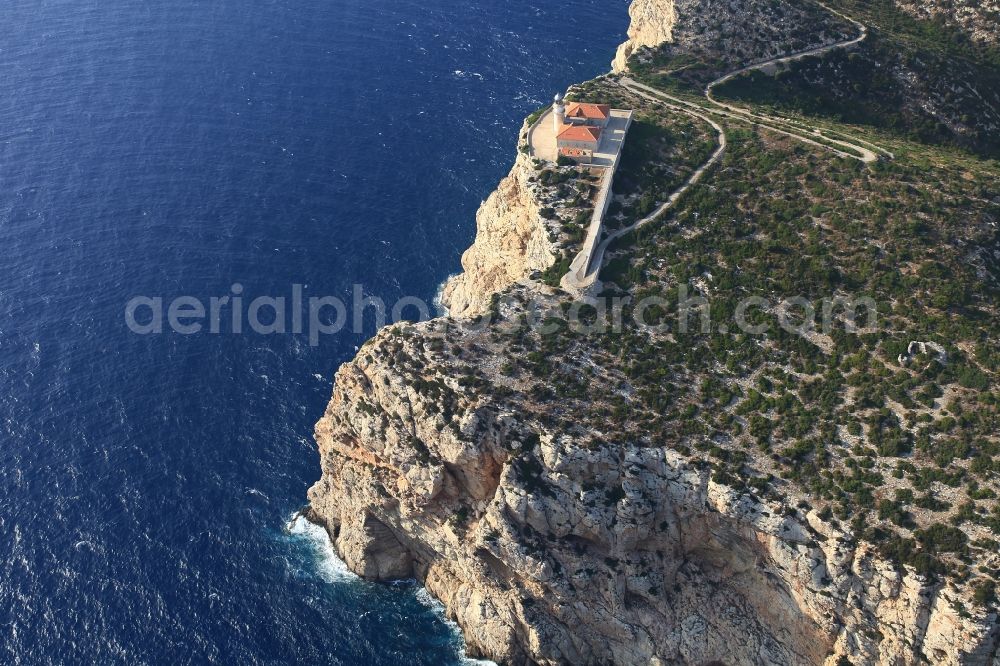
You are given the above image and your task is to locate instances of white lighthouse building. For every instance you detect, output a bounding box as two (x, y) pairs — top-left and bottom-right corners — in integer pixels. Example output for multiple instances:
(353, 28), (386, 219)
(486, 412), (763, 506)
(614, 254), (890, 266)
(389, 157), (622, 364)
(552, 92), (566, 133)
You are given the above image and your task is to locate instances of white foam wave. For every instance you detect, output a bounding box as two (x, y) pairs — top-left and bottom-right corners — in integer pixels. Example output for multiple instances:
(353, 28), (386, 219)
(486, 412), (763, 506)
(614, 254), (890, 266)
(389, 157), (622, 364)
(286, 514), (494, 664)
(432, 274), (458, 317)
(414, 588), (498, 666)
(285, 514), (358, 584)
(246, 487), (270, 502)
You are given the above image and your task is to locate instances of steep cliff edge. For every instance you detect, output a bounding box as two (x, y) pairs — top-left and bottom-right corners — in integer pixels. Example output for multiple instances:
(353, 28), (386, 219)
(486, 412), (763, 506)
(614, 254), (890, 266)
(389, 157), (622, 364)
(613, 0), (677, 73)
(307, 316), (998, 664)
(440, 149), (556, 319)
(610, 0), (998, 78)
(612, 0), (854, 75)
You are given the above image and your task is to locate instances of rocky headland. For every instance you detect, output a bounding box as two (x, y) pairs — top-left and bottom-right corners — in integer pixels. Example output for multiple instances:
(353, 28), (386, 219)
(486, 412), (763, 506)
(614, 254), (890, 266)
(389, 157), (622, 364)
(440, 151), (554, 319)
(306, 0), (1000, 663)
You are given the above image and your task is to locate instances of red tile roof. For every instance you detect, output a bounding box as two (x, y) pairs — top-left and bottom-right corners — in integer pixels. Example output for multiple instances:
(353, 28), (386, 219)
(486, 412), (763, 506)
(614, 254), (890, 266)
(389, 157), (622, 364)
(565, 102), (610, 121)
(557, 124), (602, 142)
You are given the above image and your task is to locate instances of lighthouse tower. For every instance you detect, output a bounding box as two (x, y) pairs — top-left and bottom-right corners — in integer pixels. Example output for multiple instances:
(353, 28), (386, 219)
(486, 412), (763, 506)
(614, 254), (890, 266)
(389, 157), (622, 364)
(552, 92), (566, 133)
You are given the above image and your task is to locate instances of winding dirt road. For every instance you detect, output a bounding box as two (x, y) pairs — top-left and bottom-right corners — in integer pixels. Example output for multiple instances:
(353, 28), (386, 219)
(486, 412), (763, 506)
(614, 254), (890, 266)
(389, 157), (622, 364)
(703, 1), (893, 161)
(561, 3), (892, 295)
(561, 94), (726, 294)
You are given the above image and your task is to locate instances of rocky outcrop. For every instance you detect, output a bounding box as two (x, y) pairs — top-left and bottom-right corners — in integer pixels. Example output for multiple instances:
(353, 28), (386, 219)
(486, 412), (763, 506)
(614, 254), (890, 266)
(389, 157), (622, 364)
(894, 0), (1000, 45)
(613, 0), (677, 73)
(611, 0), (999, 77)
(307, 321), (999, 664)
(612, 0), (854, 75)
(440, 151), (556, 318)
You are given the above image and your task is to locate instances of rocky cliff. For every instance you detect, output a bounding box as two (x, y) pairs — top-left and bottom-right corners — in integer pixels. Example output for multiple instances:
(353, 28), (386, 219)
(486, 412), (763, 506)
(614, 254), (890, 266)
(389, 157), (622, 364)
(610, 0), (1000, 75)
(440, 149), (556, 319)
(306, 1), (1000, 663)
(307, 313), (998, 664)
(612, 0), (854, 75)
(613, 0), (677, 73)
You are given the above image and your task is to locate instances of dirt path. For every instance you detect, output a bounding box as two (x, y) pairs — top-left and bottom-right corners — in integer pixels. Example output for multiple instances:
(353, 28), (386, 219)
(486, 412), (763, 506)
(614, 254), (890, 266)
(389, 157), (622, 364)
(561, 92), (726, 294)
(703, 1), (893, 161)
(561, 2), (892, 295)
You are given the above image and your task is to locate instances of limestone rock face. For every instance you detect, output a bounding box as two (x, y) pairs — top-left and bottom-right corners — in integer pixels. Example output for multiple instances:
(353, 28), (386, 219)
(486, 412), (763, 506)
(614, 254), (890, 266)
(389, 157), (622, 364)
(612, 0), (677, 73)
(307, 324), (999, 665)
(440, 151), (556, 318)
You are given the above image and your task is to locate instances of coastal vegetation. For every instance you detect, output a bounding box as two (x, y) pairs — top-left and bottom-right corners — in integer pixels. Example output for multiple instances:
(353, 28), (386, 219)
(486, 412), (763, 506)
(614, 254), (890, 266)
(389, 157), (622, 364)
(309, 0), (1000, 660)
(449, 93), (1000, 592)
(714, 23), (1000, 158)
(419, 0), (1000, 623)
(592, 123), (999, 582)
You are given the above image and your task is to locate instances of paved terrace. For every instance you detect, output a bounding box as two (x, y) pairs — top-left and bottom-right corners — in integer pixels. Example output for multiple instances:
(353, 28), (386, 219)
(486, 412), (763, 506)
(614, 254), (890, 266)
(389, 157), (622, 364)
(528, 109), (631, 168)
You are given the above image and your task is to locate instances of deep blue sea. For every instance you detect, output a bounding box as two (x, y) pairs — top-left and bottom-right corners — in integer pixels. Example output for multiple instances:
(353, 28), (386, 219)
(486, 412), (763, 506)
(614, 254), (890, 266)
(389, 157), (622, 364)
(0, 0), (626, 662)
